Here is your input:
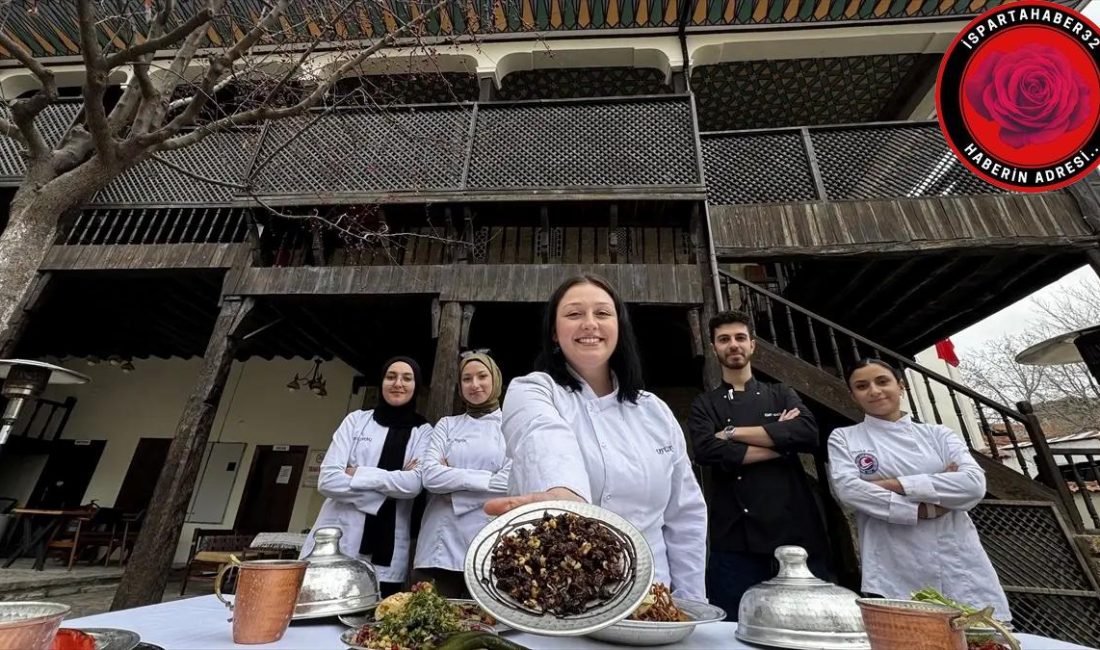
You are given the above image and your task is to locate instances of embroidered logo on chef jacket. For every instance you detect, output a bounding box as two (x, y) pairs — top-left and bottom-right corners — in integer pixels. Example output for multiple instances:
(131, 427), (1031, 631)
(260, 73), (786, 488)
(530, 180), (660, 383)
(655, 445), (675, 455)
(854, 452), (879, 475)
(764, 412), (783, 418)
(354, 436), (372, 443)
(449, 438), (469, 445)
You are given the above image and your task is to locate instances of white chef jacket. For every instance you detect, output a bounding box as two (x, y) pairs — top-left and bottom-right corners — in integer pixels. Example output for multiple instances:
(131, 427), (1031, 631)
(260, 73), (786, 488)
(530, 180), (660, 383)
(501, 371), (708, 601)
(827, 414), (1011, 620)
(300, 409), (432, 584)
(414, 410), (511, 572)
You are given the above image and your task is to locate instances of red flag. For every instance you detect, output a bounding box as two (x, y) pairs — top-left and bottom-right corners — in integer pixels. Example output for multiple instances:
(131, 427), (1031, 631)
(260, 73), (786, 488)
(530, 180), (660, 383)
(935, 339), (960, 367)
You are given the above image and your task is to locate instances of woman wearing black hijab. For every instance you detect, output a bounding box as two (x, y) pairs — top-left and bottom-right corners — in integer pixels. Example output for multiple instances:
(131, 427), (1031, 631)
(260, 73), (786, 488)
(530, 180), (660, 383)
(301, 357), (432, 597)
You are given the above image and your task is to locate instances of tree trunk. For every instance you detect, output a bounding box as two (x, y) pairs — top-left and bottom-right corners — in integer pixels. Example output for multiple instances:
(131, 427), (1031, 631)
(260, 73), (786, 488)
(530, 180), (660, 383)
(110, 297), (255, 610)
(0, 155), (120, 343)
(0, 197), (64, 339)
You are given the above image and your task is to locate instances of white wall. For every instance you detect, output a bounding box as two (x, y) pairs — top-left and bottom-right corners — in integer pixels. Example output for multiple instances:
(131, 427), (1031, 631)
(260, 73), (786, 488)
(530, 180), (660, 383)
(40, 356), (362, 565)
(908, 349), (983, 448)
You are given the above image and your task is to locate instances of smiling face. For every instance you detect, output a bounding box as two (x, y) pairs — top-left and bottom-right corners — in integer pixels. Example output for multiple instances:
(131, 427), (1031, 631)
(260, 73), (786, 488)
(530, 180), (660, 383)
(553, 282), (619, 375)
(848, 364), (905, 419)
(382, 361), (415, 407)
(712, 322), (755, 370)
(460, 360), (494, 405)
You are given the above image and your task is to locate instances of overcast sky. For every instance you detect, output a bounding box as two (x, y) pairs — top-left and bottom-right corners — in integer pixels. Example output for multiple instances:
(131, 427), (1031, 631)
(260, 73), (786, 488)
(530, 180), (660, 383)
(936, 1), (1100, 360)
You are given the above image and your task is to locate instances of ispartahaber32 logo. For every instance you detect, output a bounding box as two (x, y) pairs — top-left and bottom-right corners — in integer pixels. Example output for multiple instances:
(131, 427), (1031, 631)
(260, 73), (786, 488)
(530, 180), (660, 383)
(937, 0), (1100, 191)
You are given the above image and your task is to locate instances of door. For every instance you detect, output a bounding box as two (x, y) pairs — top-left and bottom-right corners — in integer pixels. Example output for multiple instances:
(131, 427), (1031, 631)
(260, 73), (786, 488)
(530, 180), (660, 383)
(28, 440), (107, 509)
(113, 438), (173, 513)
(233, 445), (308, 534)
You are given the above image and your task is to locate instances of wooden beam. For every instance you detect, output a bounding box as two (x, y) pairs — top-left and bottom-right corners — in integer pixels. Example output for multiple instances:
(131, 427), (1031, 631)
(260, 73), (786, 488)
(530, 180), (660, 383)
(847, 258), (918, 317)
(110, 297), (255, 610)
(752, 339), (861, 422)
(862, 257), (972, 331)
(714, 236), (1098, 259)
(427, 301), (462, 423)
(279, 303), (373, 376)
(898, 255), (1054, 351)
(0, 272), (53, 358)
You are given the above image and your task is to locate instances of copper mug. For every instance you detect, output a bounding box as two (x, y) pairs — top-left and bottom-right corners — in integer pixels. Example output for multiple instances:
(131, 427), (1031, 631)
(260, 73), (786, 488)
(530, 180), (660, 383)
(215, 557), (308, 644)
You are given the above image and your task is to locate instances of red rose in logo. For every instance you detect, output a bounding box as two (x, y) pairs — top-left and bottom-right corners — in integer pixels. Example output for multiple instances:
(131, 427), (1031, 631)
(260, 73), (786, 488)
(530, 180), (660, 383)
(964, 44), (1093, 148)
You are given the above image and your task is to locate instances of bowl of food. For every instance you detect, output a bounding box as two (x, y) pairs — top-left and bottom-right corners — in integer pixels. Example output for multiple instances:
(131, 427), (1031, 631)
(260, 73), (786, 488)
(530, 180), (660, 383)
(584, 583), (726, 646)
(338, 583), (521, 650)
(338, 590), (505, 634)
(463, 500), (654, 636)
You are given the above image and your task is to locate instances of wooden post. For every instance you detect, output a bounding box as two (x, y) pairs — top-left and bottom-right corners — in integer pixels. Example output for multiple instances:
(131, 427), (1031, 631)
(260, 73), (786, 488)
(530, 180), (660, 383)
(0, 272), (53, 358)
(427, 301), (462, 423)
(460, 304), (476, 348)
(690, 206), (722, 389)
(1018, 400), (1084, 533)
(110, 297), (255, 610)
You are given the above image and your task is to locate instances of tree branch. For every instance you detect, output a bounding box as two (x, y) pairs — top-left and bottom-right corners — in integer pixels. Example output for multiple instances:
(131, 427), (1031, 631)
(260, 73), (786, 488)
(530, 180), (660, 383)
(147, 0), (293, 144)
(104, 8), (214, 68)
(0, 30), (57, 157)
(148, 152), (252, 191)
(77, 0), (115, 156)
(0, 116), (26, 145)
(153, 0), (450, 152)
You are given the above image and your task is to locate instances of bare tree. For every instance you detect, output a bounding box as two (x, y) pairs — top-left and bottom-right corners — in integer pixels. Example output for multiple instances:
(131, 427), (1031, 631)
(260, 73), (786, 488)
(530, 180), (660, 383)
(0, 0), (462, 336)
(960, 274), (1100, 436)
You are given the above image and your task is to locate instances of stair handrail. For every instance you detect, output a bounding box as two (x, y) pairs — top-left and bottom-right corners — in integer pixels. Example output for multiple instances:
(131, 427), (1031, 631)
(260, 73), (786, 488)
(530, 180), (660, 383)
(716, 268), (1026, 420)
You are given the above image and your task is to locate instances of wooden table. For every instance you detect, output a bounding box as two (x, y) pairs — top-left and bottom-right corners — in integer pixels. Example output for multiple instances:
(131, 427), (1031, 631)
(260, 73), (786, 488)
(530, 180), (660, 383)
(1, 507), (93, 570)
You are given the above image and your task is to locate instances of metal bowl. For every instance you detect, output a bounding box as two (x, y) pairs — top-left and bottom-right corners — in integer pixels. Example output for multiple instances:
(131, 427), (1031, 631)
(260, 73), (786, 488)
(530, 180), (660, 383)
(585, 598), (726, 646)
(464, 500), (655, 637)
(339, 621), (496, 650)
(0, 602), (71, 650)
(735, 546), (871, 650)
(295, 527), (381, 620)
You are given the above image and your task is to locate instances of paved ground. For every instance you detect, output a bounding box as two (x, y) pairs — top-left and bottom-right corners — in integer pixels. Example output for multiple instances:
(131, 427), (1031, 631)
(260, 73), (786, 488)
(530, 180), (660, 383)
(1, 558), (205, 618)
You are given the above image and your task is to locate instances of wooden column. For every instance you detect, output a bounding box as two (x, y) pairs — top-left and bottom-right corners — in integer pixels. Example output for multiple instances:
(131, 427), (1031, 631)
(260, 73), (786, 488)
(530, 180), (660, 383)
(427, 301), (462, 423)
(110, 297), (255, 610)
(0, 272), (53, 358)
(690, 206), (722, 389)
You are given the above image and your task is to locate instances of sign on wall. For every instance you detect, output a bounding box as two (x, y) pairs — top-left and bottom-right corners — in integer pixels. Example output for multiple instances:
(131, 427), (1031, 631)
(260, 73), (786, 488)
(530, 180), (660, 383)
(303, 448), (327, 488)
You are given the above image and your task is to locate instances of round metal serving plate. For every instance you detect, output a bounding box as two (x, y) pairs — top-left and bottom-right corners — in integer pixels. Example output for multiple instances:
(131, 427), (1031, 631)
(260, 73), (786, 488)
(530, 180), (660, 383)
(585, 598), (726, 646)
(79, 628), (142, 650)
(338, 599), (509, 634)
(463, 500), (655, 637)
(735, 622), (871, 650)
(339, 621), (496, 650)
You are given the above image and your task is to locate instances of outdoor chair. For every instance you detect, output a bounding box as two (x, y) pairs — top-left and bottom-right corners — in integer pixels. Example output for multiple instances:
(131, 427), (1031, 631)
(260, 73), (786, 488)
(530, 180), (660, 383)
(45, 504), (106, 570)
(179, 528), (259, 595)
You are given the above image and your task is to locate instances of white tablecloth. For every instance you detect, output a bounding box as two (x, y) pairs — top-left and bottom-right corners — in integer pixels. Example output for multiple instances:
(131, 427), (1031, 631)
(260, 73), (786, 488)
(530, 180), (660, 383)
(66, 595), (1095, 650)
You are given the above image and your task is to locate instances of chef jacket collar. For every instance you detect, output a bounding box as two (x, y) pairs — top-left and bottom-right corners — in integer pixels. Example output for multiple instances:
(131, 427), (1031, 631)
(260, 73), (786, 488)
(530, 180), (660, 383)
(565, 363), (621, 409)
(862, 411), (914, 432)
(719, 375), (760, 396)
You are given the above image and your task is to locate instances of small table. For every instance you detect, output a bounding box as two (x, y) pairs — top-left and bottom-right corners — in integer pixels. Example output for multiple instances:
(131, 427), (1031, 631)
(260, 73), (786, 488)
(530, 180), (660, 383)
(2, 508), (94, 571)
(248, 532), (307, 559)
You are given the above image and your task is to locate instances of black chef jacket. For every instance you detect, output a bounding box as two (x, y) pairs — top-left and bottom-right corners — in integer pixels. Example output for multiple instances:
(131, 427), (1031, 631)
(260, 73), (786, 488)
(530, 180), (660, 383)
(688, 377), (828, 559)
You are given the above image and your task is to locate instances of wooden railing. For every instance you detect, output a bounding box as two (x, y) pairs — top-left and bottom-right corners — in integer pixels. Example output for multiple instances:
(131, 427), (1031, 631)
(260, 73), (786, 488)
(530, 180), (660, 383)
(265, 224), (696, 267)
(1054, 449), (1100, 531)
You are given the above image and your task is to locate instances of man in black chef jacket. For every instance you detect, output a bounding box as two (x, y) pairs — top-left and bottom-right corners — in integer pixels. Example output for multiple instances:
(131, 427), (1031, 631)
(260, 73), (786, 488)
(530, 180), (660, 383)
(689, 310), (830, 621)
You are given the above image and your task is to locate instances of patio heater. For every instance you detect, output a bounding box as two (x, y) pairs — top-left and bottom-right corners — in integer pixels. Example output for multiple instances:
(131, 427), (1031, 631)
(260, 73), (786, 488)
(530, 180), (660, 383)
(0, 359), (90, 448)
(1015, 323), (1100, 384)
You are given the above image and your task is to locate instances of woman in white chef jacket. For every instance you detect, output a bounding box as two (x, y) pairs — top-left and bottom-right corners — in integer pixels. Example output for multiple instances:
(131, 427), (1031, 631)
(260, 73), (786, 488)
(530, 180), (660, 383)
(485, 274), (708, 601)
(413, 352), (511, 598)
(827, 358), (1010, 620)
(301, 356), (433, 598)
